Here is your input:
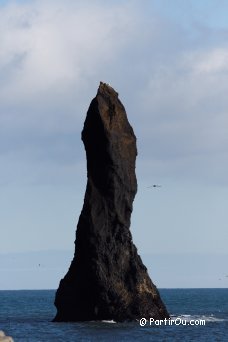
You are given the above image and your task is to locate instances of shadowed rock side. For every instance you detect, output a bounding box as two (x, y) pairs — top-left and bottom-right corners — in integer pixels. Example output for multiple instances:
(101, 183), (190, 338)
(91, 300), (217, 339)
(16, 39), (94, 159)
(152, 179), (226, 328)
(53, 82), (169, 322)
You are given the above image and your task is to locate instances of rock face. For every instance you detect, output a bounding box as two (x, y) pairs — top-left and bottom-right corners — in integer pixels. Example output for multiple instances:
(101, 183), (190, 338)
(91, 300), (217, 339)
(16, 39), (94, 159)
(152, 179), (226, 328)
(53, 82), (169, 322)
(0, 331), (14, 342)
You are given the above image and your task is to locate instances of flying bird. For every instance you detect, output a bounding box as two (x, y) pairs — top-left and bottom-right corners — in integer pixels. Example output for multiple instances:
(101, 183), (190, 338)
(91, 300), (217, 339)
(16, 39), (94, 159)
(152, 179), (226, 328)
(147, 185), (162, 188)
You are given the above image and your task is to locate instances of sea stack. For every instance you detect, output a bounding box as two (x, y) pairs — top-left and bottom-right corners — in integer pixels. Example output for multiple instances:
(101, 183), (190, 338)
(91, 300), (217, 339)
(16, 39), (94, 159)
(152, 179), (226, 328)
(54, 82), (169, 322)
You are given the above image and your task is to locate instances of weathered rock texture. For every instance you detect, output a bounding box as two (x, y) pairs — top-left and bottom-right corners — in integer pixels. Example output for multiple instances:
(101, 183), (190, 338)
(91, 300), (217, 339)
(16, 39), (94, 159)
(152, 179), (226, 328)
(53, 82), (169, 322)
(0, 331), (14, 342)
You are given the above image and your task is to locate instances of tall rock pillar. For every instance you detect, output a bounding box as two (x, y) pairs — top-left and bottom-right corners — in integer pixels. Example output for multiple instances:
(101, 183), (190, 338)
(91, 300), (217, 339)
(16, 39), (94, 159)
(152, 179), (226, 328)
(53, 82), (169, 322)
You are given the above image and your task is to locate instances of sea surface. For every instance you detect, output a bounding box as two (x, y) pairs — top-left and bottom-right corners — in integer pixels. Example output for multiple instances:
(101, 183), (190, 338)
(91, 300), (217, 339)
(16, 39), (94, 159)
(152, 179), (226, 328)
(0, 289), (227, 341)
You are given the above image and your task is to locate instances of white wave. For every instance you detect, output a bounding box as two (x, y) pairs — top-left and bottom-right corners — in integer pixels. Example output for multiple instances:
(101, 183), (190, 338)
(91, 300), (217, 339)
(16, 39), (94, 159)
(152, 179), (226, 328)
(171, 314), (226, 322)
(101, 320), (116, 324)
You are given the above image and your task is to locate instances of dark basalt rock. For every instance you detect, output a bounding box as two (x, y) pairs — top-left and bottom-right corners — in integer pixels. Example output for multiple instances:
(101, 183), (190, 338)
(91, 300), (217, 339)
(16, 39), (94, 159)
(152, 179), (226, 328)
(53, 82), (169, 322)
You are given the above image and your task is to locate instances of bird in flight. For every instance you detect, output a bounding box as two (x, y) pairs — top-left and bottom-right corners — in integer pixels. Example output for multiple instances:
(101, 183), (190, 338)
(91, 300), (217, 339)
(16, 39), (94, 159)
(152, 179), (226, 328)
(147, 185), (162, 188)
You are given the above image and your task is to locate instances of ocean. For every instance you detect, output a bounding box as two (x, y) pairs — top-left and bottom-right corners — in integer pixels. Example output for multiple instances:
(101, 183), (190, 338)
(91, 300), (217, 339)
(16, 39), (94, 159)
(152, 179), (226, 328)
(0, 289), (227, 341)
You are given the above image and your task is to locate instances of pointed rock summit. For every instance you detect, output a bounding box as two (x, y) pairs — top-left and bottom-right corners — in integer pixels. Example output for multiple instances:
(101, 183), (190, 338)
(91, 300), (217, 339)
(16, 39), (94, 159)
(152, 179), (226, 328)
(53, 82), (169, 322)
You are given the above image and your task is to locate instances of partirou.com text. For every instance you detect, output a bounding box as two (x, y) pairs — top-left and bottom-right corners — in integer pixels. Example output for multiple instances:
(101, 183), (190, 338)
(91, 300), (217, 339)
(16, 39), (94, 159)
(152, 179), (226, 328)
(139, 317), (206, 326)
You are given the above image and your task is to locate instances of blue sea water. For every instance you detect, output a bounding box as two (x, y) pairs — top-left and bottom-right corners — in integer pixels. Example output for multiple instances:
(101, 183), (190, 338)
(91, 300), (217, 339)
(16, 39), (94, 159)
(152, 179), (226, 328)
(0, 289), (227, 341)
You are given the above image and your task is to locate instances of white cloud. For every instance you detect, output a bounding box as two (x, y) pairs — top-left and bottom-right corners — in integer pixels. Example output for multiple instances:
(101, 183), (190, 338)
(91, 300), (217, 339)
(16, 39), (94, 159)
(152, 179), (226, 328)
(140, 46), (228, 161)
(0, 1), (137, 96)
(0, 0), (138, 134)
(192, 48), (228, 73)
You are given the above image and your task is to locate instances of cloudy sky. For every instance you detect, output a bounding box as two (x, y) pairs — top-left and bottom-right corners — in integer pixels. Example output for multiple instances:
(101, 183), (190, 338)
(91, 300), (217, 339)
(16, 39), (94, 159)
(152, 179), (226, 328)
(1, 0), (227, 289)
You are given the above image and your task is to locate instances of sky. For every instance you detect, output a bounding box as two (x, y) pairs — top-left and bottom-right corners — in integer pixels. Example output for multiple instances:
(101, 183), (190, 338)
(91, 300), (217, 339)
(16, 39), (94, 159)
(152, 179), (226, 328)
(0, 0), (228, 289)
